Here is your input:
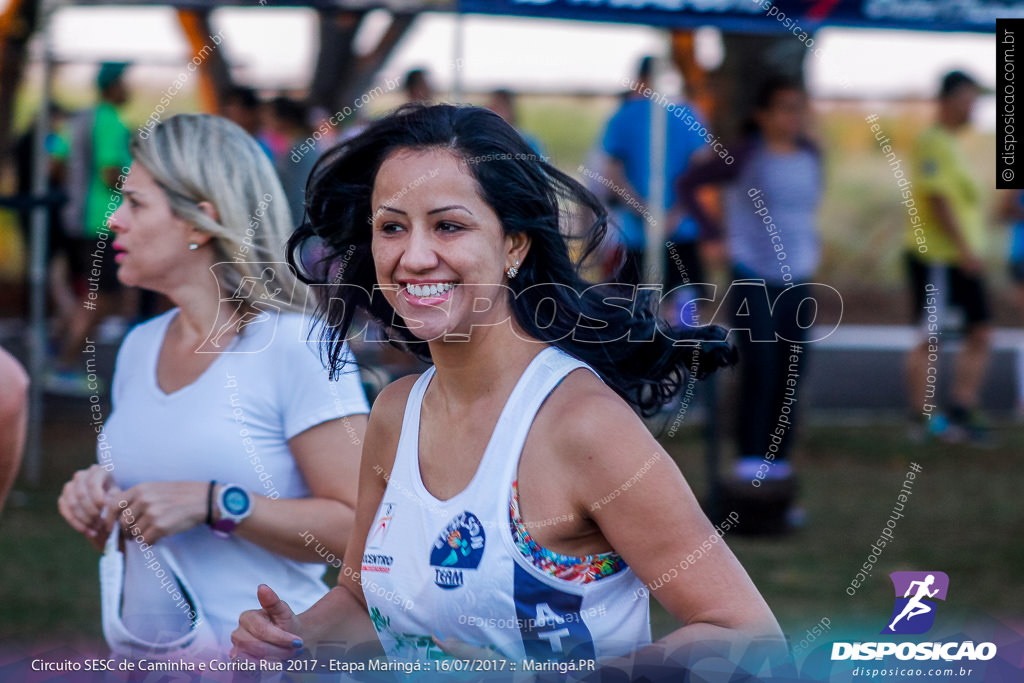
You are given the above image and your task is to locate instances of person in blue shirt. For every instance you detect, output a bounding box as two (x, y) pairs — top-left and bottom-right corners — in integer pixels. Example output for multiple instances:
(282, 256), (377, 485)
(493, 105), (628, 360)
(998, 189), (1024, 307)
(601, 56), (711, 325)
(998, 189), (1024, 416)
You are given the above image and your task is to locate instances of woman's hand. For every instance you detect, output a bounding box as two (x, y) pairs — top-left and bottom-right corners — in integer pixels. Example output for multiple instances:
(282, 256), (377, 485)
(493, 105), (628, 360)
(231, 584), (305, 661)
(116, 481), (208, 545)
(432, 636), (509, 662)
(58, 464), (121, 551)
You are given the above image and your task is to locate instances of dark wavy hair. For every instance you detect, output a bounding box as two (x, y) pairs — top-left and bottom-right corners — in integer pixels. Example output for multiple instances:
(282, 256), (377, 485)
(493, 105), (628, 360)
(287, 103), (735, 416)
(741, 75), (807, 138)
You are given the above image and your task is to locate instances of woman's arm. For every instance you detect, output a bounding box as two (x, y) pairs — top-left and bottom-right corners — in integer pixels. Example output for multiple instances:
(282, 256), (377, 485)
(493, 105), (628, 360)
(678, 146), (748, 242)
(0, 348), (28, 517)
(557, 380), (785, 662)
(116, 413), (366, 562)
(231, 413), (366, 561)
(604, 158), (649, 218)
(232, 376), (416, 660)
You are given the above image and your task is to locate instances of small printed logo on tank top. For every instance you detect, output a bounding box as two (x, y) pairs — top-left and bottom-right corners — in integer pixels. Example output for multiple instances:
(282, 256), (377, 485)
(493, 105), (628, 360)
(367, 502), (395, 549)
(430, 511), (486, 590)
(362, 552), (394, 574)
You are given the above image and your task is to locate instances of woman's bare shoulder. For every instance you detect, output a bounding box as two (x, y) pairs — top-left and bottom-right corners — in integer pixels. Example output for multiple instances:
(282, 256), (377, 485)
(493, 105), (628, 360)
(535, 368), (657, 470)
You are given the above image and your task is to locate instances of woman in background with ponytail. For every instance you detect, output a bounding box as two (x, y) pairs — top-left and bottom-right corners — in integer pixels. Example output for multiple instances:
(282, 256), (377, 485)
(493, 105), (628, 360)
(233, 104), (783, 674)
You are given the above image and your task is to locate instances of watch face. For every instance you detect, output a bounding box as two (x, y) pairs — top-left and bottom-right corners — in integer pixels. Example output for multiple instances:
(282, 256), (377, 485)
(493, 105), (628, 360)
(223, 488), (249, 516)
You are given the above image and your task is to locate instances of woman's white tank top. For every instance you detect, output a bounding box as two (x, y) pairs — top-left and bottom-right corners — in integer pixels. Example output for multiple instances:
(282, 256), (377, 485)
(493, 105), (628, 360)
(361, 346), (652, 667)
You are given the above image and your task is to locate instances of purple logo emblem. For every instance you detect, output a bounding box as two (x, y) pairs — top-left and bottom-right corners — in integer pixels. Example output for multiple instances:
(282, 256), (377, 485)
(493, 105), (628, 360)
(881, 571), (949, 635)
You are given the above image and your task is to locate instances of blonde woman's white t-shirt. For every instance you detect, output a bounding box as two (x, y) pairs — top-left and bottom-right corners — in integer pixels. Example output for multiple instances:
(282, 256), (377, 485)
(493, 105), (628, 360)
(99, 309), (369, 650)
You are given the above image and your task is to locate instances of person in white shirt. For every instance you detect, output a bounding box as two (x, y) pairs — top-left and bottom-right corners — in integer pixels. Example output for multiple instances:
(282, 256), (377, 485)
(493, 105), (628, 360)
(57, 114), (369, 658)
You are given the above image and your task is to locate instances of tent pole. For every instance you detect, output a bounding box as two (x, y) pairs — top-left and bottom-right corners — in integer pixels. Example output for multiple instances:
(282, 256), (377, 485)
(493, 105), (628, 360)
(24, 2), (55, 487)
(644, 47), (666, 286)
(451, 1), (465, 102)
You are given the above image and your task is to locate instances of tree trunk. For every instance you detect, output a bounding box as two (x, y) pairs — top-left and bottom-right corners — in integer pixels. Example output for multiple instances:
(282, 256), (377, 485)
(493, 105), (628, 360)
(671, 30), (714, 121)
(308, 10), (366, 112)
(712, 33), (809, 144)
(0, 0), (39, 159)
(310, 9), (417, 114)
(176, 8), (234, 113)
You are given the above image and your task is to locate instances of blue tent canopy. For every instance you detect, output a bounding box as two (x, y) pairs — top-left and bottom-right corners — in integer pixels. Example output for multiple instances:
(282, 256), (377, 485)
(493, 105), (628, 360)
(458, 0), (1020, 33)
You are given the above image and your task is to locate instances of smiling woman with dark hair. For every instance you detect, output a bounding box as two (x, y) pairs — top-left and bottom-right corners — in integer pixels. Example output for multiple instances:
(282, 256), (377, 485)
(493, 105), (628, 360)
(233, 103), (783, 673)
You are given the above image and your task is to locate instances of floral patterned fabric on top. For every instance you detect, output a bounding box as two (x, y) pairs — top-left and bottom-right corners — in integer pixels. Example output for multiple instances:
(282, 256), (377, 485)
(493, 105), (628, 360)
(508, 479), (627, 584)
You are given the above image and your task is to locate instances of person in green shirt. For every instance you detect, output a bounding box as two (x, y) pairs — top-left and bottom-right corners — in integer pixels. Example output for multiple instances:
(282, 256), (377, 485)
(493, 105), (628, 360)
(905, 70), (993, 445)
(47, 62), (132, 395)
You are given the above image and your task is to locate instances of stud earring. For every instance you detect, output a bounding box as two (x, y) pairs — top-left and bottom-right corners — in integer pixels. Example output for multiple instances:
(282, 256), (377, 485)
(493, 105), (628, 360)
(506, 259), (520, 279)
(188, 243), (199, 251)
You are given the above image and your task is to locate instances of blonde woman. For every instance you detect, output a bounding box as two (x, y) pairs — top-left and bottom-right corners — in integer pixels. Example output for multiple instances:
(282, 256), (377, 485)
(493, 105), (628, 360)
(57, 114), (369, 658)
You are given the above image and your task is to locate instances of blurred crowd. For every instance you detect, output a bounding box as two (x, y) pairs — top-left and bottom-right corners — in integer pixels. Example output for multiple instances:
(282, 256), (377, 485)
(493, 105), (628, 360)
(0, 56), (1018, 533)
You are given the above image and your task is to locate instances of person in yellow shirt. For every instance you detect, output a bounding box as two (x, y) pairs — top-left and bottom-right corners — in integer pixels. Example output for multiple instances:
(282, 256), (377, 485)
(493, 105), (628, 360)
(905, 70), (992, 445)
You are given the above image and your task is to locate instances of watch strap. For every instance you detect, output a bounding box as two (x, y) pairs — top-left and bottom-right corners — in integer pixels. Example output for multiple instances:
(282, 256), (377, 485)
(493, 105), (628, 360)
(211, 484), (250, 538)
(205, 480), (216, 527)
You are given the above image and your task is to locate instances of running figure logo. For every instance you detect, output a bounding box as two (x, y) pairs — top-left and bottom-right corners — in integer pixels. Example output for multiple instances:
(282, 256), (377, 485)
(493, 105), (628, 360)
(367, 503), (395, 549)
(199, 262), (296, 353)
(882, 571), (949, 635)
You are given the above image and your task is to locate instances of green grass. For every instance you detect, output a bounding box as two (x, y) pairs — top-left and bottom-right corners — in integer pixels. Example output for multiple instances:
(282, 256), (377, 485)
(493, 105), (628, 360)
(517, 95), (617, 170)
(652, 423), (1024, 641)
(0, 490), (106, 648)
(2, 422), (1021, 649)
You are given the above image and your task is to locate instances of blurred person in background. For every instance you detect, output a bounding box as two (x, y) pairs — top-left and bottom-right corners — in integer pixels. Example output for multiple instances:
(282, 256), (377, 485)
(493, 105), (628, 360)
(269, 96), (316, 226)
(580, 90), (629, 278)
(13, 104), (75, 335)
(260, 93), (294, 162)
(997, 189), (1024, 416)
(222, 85), (272, 158)
(57, 114), (369, 657)
(308, 106), (345, 150)
(600, 56), (710, 326)
(47, 62), (133, 395)
(487, 88), (546, 157)
(680, 77), (822, 534)
(403, 68), (434, 104)
(904, 70), (992, 445)
(0, 347), (28, 517)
